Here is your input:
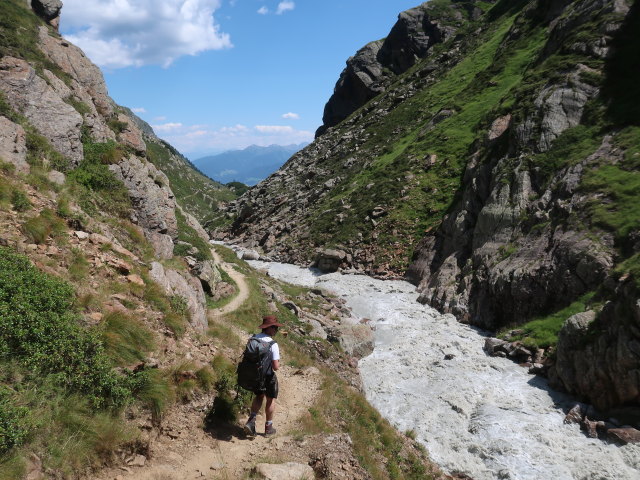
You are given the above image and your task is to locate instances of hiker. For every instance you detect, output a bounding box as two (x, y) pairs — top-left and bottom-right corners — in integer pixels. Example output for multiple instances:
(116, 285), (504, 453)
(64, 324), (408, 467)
(243, 315), (283, 436)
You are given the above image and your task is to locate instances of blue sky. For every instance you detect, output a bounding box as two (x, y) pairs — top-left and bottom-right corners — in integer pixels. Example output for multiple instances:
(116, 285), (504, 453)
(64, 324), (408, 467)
(60, 0), (422, 159)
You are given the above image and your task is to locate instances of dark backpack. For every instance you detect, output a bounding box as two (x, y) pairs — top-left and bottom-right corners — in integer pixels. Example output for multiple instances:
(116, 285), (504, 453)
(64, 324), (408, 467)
(236, 336), (275, 391)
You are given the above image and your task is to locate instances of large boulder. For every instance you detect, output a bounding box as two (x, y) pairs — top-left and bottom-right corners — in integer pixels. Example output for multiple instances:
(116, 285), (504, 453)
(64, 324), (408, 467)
(549, 281), (640, 410)
(149, 262), (207, 332)
(314, 248), (347, 273)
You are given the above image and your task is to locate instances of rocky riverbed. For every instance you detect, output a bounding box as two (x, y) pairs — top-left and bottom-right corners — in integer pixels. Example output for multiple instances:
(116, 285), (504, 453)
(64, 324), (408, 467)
(247, 260), (640, 480)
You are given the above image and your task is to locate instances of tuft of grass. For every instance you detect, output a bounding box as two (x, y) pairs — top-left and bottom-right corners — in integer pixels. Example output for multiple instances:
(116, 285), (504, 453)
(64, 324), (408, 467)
(134, 369), (174, 425)
(10, 190), (30, 212)
(174, 209), (212, 261)
(68, 247), (90, 281)
(141, 277), (188, 337)
(22, 208), (65, 244)
(100, 311), (155, 367)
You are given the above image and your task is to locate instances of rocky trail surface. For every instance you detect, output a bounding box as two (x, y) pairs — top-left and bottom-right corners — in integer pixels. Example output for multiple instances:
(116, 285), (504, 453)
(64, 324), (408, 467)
(93, 250), (323, 480)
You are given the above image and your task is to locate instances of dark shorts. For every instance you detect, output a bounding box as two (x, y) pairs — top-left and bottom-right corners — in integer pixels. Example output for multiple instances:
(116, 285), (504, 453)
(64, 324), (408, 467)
(256, 374), (278, 399)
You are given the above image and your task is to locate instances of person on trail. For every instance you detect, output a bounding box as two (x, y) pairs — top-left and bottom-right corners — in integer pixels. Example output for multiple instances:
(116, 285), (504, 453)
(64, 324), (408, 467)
(243, 315), (283, 436)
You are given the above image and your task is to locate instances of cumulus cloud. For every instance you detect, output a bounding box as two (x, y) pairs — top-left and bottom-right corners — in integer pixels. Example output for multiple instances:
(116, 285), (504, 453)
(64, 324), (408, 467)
(257, 6), (269, 15)
(152, 122), (183, 132)
(60, 0), (232, 69)
(276, 1), (295, 15)
(131, 107), (146, 113)
(153, 122), (312, 155)
(282, 112), (299, 119)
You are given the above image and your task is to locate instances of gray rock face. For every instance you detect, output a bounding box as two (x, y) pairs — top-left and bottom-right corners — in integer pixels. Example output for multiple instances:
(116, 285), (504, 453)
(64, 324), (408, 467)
(0, 116), (29, 174)
(149, 262), (207, 332)
(109, 156), (178, 241)
(0, 56), (83, 165)
(317, 2), (459, 136)
(37, 27), (115, 120)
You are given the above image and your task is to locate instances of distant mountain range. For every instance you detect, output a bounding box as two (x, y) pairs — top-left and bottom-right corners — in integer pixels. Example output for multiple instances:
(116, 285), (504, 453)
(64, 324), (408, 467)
(193, 143), (307, 186)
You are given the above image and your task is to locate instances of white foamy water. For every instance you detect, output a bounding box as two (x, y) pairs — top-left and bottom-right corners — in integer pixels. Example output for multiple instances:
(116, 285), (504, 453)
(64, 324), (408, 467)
(247, 260), (640, 480)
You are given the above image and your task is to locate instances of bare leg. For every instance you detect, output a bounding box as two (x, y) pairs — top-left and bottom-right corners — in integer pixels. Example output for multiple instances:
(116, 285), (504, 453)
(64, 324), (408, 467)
(251, 394), (265, 415)
(265, 396), (276, 422)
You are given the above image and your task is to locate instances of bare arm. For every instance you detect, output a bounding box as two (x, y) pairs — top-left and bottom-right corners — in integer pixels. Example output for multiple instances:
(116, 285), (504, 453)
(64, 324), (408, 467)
(272, 359), (280, 371)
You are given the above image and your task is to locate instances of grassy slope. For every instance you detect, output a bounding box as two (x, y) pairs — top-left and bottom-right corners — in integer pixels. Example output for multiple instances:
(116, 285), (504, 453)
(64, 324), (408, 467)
(307, 0), (547, 269)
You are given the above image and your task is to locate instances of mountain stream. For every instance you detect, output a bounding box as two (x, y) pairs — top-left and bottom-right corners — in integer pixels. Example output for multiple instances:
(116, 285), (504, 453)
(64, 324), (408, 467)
(247, 259), (640, 480)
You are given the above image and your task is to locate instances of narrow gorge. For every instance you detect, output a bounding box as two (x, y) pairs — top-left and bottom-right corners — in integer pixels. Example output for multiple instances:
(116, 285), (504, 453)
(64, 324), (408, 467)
(1, 0), (639, 479)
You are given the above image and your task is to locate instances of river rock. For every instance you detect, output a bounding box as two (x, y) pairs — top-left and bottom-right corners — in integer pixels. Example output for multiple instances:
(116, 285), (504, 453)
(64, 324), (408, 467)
(315, 248), (346, 273)
(607, 427), (640, 445)
(0, 116), (29, 174)
(334, 324), (374, 358)
(253, 462), (314, 480)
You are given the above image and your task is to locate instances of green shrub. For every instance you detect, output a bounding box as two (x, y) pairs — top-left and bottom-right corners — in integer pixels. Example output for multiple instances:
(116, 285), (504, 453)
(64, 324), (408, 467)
(25, 130), (70, 172)
(64, 96), (92, 116)
(0, 247), (136, 409)
(107, 119), (128, 134)
(0, 386), (31, 455)
(68, 142), (131, 217)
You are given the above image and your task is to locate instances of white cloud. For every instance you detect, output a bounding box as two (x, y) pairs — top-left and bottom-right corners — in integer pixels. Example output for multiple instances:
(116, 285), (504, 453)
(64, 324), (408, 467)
(276, 1), (295, 15)
(61, 0), (232, 69)
(152, 122), (183, 132)
(282, 112), (299, 119)
(131, 107), (146, 113)
(255, 125), (294, 133)
(257, 6), (268, 15)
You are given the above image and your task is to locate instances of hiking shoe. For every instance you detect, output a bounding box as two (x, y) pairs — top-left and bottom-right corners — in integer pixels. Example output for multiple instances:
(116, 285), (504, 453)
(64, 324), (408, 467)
(264, 424), (276, 436)
(244, 419), (256, 436)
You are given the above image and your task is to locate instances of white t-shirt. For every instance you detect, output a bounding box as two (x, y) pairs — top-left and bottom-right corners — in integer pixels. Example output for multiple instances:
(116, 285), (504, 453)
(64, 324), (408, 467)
(254, 332), (280, 361)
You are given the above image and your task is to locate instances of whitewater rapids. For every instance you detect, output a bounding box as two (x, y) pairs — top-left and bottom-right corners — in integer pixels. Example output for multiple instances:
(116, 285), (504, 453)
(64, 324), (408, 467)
(247, 260), (640, 480)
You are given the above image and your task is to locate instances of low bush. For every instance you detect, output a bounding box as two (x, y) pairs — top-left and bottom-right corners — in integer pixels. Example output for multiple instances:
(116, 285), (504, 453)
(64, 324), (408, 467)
(0, 247), (137, 410)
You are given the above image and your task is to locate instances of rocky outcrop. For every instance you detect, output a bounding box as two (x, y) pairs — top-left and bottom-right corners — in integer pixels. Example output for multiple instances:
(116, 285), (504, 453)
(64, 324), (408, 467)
(0, 56), (83, 165)
(316, 1), (465, 136)
(149, 262), (208, 332)
(549, 281), (640, 410)
(0, 116), (29, 174)
(30, 0), (62, 29)
(109, 156), (178, 256)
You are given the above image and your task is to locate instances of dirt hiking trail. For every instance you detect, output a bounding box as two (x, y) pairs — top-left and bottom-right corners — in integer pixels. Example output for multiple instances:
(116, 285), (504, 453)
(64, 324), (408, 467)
(95, 250), (322, 480)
